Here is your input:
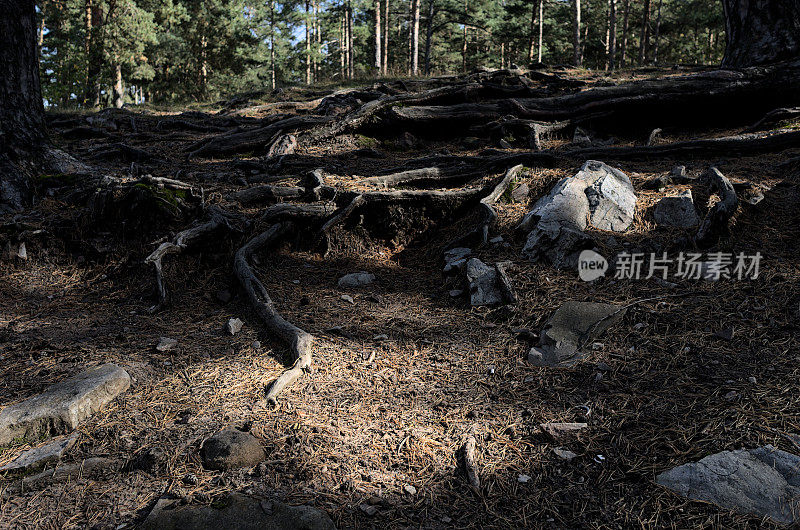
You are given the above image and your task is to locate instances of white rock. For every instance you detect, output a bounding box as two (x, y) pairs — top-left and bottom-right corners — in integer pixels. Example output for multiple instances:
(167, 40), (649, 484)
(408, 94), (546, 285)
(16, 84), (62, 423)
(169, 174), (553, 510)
(156, 337), (178, 352)
(517, 474), (531, 483)
(553, 447), (578, 461)
(226, 318), (244, 335)
(340, 294), (354, 304)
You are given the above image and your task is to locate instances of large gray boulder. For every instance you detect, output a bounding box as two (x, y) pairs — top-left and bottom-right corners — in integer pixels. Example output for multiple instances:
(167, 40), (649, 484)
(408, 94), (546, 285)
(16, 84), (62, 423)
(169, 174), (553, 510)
(520, 161), (636, 268)
(654, 190), (700, 227)
(141, 493), (336, 530)
(0, 433), (78, 473)
(529, 301), (626, 367)
(656, 445), (800, 525)
(200, 428), (265, 470)
(0, 364), (130, 446)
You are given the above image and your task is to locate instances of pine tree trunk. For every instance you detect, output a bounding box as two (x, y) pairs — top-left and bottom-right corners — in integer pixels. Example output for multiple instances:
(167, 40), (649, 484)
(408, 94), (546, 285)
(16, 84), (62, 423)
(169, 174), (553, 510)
(461, 0), (468, 72)
(528, 0), (537, 62)
(652, 0), (662, 65)
(383, 0), (389, 74)
(113, 61), (124, 108)
(608, 0), (616, 70)
(537, 0), (543, 63)
(619, 0), (629, 66)
(0, 0), (46, 212)
(411, 0), (420, 75)
(572, 0), (582, 67)
(721, 0), (800, 67)
(305, 0), (311, 85)
(270, 0), (276, 89)
(347, 0), (354, 78)
(424, 0), (434, 74)
(638, 0), (651, 65)
(375, 0), (382, 71)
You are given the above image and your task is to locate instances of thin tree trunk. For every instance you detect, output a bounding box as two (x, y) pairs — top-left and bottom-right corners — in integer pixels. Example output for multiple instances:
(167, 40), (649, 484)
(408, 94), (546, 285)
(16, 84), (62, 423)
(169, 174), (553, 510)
(113, 61), (124, 108)
(537, 0), (543, 63)
(619, 0), (629, 66)
(527, 0), (537, 62)
(638, 0), (651, 65)
(383, 0), (389, 73)
(270, 0), (276, 89)
(305, 0), (311, 85)
(608, 0), (616, 70)
(314, 0), (320, 80)
(572, 0), (581, 67)
(424, 0), (434, 74)
(340, 8), (346, 78)
(375, 0), (382, 71)
(200, 34), (208, 95)
(411, 0), (420, 75)
(347, 0), (354, 78)
(652, 0), (662, 64)
(461, 0), (468, 72)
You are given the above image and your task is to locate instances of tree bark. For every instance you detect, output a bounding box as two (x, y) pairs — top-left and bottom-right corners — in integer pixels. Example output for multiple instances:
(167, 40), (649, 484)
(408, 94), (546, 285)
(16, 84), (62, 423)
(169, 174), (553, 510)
(383, 0), (389, 74)
(411, 0), (420, 75)
(652, 0), (662, 65)
(424, 0), (435, 74)
(638, 0), (651, 65)
(305, 0), (312, 85)
(608, 0), (616, 70)
(0, 0), (47, 212)
(113, 61), (124, 108)
(619, 0), (629, 66)
(721, 0), (800, 67)
(572, 0), (582, 67)
(375, 0), (382, 71)
(537, 0), (543, 63)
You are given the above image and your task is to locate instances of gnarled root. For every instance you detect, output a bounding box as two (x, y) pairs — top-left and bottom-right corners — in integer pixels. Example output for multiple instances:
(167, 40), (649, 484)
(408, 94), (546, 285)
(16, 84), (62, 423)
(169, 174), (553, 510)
(234, 222), (314, 406)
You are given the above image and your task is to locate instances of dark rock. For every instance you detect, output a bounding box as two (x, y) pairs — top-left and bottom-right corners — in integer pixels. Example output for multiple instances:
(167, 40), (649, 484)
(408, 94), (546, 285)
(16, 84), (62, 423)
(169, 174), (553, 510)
(337, 272), (375, 288)
(529, 301), (626, 367)
(141, 493), (336, 530)
(200, 429), (265, 470)
(465, 259), (516, 307)
(510, 182), (529, 202)
(654, 190), (699, 227)
(126, 446), (167, 473)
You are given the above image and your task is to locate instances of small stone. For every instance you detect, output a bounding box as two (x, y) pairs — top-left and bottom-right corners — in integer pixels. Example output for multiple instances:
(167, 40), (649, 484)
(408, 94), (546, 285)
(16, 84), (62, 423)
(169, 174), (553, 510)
(724, 391), (739, 401)
(373, 334), (388, 341)
(340, 294), (354, 304)
(654, 190), (700, 228)
(553, 447), (578, 461)
(517, 474), (531, 483)
(292, 279), (300, 284)
(182, 473), (198, 485)
(748, 376), (757, 384)
(596, 362), (611, 372)
(591, 342), (604, 350)
(359, 504), (378, 516)
(156, 337), (178, 352)
(337, 272), (375, 288)
(252, 340), (261, 349)
(226, 318), (243, 335)
(539, 422), (588, 439)
(403, 484), (417, 495)
(449, 289), (464, 297)
(487, 365), (496, 375)
(511, 182), (530, 203)
(489, 236), (504, 244)
(593, 372), (604, 382)
(16, 242), (27, 260)
(126, 447), (167, 473)
(633, 322), (646, 331)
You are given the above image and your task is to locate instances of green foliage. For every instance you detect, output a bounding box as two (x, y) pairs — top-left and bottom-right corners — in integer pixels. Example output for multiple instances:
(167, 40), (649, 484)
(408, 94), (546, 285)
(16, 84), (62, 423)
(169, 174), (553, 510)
(37, 0), (725, 107)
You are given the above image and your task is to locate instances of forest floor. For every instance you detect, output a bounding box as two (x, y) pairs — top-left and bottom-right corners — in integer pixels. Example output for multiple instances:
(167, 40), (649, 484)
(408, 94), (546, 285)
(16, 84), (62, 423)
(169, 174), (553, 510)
(1, 67), (799, 529)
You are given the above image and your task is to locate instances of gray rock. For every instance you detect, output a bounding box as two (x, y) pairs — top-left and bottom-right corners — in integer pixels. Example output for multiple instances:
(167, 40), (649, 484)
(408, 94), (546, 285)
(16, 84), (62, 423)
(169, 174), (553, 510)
(141, 493), (336, 530)
(654, 190), (700, 227)
(201, 429), (265, 470)
(340, 294), (354, 304)
(226, 318), (244, 335)
(656, 445), (800, 525)
(530, 301), (626, 367)
(443, 258), (467, 274)
(337, 272), (375, 288)
(511, 182), (530, 203)
(0, 433), (78, 473)
(539, 422), (588, 439)
(444, 247), (471, 263)
(465, 259), (516, 307)
(126, 446), (167, 473)
(520, 161), (635, 268)
(0, 364), (130, 446)
(553, 447), (578, 461)
(156, 337), (178, 352)
(670, 165), (687, 179)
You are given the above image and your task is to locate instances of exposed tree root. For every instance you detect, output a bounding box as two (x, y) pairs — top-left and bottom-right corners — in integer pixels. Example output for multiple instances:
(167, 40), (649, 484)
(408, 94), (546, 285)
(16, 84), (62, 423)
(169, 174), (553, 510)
(145, 207), (245, 310)
(696, 167), (739, 248)
(234, 222), (314, 406)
